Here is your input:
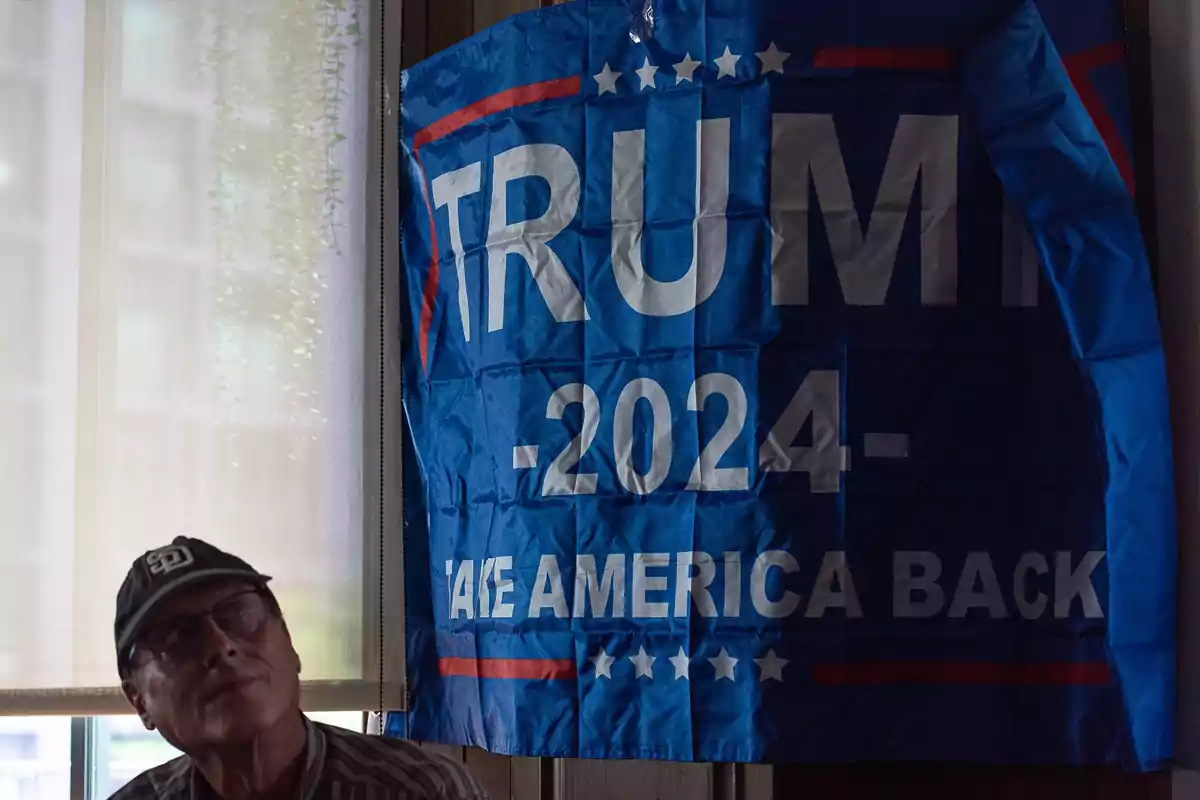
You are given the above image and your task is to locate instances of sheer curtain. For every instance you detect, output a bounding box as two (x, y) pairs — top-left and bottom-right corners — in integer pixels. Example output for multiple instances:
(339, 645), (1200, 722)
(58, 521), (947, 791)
(0, 0), (374, 708)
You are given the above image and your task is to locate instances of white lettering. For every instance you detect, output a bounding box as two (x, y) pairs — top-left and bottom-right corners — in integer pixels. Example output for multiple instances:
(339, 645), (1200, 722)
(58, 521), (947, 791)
(949, 552), (1008, 618)
(431, 162), (482, 340)
(487, 144), (589, 332)
(611, 119), (731, 316)
(529, 554), (568, 618)
(760, 370), (850, 493)
(633, 553), (671, 618)
(750, 550), (801, 618)
(614, 379), (674, 496)
(491, 556), (515, 618)
(543, 383), (601, 497)
(724, 551), (741, 617)
(686, 374), (750, 492)
(894, 551), (944, 618)
(805, 551), (862, 618)
(1014, 552), (1049, 619)
(446, 549), (1100, 624)
(476, 557), (495, 619)
(771, 114), (959, 307)
(1055, 551), (1105, 619)
(675, 551), (718, 618)
(450, 561), (475, 620)
(573, 554), (626, 617)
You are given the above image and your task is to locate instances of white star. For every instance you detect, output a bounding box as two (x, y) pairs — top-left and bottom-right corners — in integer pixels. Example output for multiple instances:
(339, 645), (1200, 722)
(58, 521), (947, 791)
(635, 57), (659, 91)
(756, 42), (790, 75)
(593, 63), (621, 95)
(708, 647), (739, 681)
(590, 648), (615, 679)
(714, 46), (740, 79)
(754, 649), (789, 682)
(673, 53), (701, 84)
(668, 647), (691, 680)
(629, 646), (656, 679)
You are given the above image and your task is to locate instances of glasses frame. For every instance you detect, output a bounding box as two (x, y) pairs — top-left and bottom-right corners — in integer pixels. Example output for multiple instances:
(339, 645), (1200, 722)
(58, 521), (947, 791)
(125, 587), (275, 675)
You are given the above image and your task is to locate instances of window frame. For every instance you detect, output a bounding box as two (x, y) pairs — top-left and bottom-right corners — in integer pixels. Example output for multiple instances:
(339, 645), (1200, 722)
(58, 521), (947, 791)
(62, 712), (372, 799)
(0, 0), (405, 719)
(364, 0), (407, 718)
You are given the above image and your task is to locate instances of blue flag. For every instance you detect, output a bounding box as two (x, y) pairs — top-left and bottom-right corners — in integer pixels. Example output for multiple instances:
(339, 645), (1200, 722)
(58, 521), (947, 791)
(397, 0), (1175, 769)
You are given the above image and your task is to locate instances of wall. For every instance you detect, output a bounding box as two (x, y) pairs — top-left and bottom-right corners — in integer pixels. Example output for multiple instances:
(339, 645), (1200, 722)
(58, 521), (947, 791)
(400, 1), (1172, 797)
(1147, 0), (1200, 796)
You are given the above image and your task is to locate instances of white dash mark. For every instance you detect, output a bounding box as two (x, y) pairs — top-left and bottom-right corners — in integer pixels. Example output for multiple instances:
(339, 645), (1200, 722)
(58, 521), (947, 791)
(513, 445), (540, 470)
(863, 434), (910, 459)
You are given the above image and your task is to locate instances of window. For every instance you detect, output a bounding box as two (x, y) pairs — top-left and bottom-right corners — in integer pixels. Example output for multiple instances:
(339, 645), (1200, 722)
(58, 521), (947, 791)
(91, 716), (180, 798)
(90, 712), (367, 797)
(0, 0), (400, 792)
(0, 718), (70, 800)
(0, 713), (370, 800)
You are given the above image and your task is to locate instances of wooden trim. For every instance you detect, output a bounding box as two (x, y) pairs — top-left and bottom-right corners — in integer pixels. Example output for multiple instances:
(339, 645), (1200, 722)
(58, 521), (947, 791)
(713, 763), (774, 800)
(0, 679), (382, 716)
(426, 0), (474, 57)
(771, 764), (1169, 798)
(401, 0), (428, 67)
(1149, 0), (1200, 778)
(740, 765), (774, 800)
(475, 0), (536, 31)
(509, 757), (548, 799)
(713, 763), (736, 800)
(1175, 770), (1200, 800)
(464, 748), (513, 799)
(70, 719), (88, 800)
(1123, 0), (1159, 281)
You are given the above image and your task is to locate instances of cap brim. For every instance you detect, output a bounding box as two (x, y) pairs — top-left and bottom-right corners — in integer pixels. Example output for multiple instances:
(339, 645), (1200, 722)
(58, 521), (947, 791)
(116, 568), (273, 653)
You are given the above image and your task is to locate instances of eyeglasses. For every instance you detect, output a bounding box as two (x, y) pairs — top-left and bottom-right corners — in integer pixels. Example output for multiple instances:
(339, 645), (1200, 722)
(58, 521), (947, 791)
(128, 589), (272, 672)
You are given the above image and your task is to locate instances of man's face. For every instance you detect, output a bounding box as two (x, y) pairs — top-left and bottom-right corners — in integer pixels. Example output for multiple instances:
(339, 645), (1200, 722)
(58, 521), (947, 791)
(121, 581), (301, 751)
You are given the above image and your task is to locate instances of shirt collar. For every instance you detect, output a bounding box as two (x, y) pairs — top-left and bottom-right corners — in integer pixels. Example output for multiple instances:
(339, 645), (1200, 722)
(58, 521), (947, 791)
(298, 716), (327, 800)
(188, 715), (327, 800)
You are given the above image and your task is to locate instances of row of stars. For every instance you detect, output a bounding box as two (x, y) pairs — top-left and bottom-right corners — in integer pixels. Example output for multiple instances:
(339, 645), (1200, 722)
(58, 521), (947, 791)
(594, 42), (790, 94)
(589, 646), (789, 683)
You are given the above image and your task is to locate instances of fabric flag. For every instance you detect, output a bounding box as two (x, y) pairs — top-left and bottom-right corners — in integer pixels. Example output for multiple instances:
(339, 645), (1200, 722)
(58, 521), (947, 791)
(395, 0), (1175, 769)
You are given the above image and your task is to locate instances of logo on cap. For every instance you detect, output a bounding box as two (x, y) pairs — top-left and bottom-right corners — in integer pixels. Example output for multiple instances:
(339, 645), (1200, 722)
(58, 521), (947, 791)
(146, 545), (195, 576)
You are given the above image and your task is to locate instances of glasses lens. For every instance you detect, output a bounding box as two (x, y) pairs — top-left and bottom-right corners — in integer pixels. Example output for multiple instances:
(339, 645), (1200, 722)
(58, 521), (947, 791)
(137, 591), (268, 668)
(211, 591), (268, 640)
(141, 618), (204, 665)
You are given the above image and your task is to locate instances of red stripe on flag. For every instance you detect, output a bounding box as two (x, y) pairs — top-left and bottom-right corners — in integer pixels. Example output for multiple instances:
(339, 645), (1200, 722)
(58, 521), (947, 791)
(1062, 43), (1135, 195)
(814, 47), (955, 71)
(814, 661), (1110, 686)
(438, 657), (578, 681)
(415, 153), (439, 371)
(414, 77), (582, 151)
(1064, 41), (1126, 74)
(413, 76), (582, 371)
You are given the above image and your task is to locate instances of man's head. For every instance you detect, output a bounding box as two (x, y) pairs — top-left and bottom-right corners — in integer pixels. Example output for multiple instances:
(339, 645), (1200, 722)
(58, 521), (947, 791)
(115, 538), (302, 752)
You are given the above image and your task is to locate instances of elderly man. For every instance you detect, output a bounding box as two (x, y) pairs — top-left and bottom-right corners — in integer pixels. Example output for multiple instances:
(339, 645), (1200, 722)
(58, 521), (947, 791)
(110, 537), (488, 800)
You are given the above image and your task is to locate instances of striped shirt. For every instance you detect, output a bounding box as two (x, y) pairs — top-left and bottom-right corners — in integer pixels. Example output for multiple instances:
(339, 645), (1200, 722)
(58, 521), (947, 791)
(109, 717), (489, 800)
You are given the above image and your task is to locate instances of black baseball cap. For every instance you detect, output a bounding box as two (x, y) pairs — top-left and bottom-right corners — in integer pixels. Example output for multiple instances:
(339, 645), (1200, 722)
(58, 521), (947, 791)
(114, 536), (272, 675)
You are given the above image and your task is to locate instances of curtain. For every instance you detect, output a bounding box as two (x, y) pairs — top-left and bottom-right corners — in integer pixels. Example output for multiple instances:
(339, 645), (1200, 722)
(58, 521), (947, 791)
(0, 0), (374, 709)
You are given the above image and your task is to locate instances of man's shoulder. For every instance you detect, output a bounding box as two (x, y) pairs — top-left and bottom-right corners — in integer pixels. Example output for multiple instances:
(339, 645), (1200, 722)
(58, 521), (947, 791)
(107, 754), (192, 799)
(317, 723), (488, 799)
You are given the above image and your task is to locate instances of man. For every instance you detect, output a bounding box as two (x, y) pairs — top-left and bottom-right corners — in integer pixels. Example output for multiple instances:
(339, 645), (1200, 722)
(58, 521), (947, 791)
(110, 536), (488, 800)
